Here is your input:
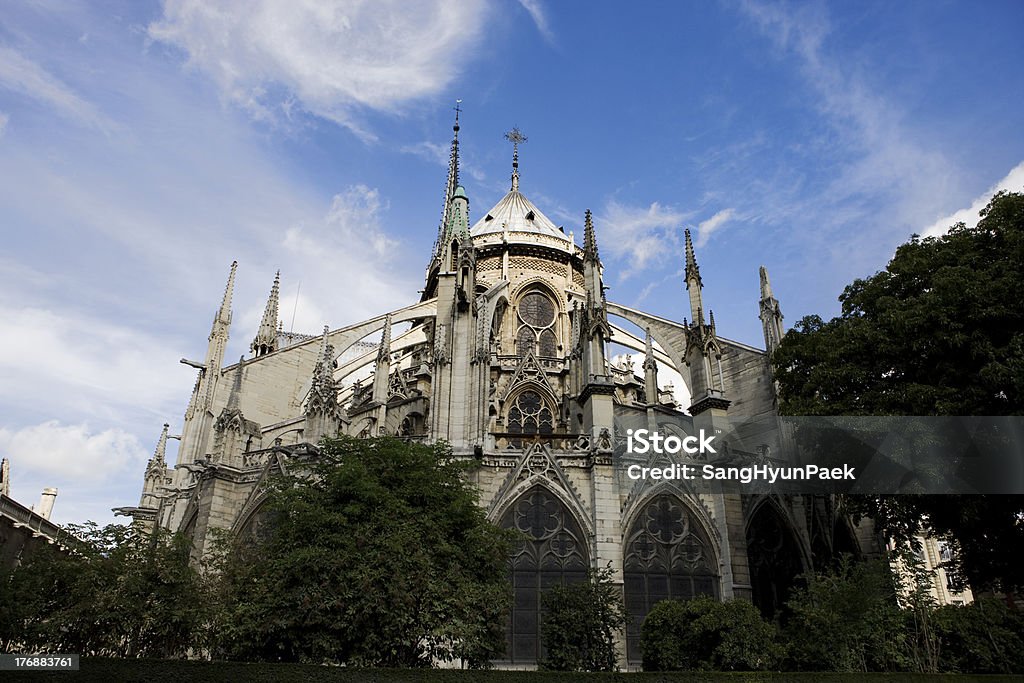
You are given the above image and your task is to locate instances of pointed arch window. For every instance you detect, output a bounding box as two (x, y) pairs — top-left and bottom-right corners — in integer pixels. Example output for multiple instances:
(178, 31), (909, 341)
(516, 291), (557, 357)
(623, 495), (719, 664)
(507, 390), (554, 447)
(499, 485), (589, 665)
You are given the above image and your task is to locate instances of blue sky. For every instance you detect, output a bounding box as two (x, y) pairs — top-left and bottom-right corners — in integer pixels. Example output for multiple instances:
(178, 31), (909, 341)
(1, 0), (1022, 526)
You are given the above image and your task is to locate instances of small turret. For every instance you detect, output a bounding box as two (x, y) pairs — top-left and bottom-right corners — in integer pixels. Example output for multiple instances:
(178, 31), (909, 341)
(759, 265), (785, 354)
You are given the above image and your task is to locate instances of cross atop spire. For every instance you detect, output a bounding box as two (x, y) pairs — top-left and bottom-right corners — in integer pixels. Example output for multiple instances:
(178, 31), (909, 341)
(505, 126), (527, 192)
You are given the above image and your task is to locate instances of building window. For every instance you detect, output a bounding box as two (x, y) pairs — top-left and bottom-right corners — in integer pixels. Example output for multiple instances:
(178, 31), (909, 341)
(507, 390), (554, 446)
(499, 486), (589, 665)
(624, 495), (719, 664)
(516, 291), (557, 357)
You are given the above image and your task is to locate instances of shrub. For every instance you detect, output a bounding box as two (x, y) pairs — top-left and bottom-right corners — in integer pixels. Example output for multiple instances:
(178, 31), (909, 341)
(641, 597), (780, 671)
(540, 565), (627, 671)
(932, 598), (1024, 674)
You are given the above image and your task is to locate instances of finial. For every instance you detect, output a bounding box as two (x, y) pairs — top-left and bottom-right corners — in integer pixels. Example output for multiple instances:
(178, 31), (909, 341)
(709, 309), (716, 334)
(433, 103), (463, 261)
(453, 99), (462, 132)
(504, 126), (527, 192)
(684, 229), (702, 289)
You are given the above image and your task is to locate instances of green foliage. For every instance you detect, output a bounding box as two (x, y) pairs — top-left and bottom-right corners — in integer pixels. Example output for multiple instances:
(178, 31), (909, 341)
(772, 192), (1024, 594)
(931, 598), (1024, 674)
(211, 436), (511, 667)
(783, 558), (906, 672)
(0, 522), (206, 657)
(640, 597), (780, 672)
(539, 565), (627, 672)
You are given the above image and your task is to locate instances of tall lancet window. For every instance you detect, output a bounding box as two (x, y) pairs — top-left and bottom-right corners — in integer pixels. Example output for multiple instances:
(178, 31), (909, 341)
(516, 291), (557, 357)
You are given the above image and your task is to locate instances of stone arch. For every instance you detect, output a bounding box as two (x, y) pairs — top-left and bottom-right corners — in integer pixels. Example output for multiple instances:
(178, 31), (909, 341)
(497, 483), (591, 666)
(746, 497), (806, 620)
(622, 491), (721, 665)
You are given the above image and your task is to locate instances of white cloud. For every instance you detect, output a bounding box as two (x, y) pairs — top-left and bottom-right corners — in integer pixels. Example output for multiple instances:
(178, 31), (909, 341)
(517, 0), (556, 45)
(0, 421), (147, 483)
(0, 46), (113, 132)
(598, 200), (687, 279)
(695, 208), (736, 248)
(400, 140), (450, 166)
(922, 161), (1024, 238)
(149, 0), (490, 138)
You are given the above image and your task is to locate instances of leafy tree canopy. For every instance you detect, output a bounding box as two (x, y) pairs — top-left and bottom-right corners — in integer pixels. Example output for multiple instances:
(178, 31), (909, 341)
(212, 436), (512, 667)
(772, 192), (1024, 594)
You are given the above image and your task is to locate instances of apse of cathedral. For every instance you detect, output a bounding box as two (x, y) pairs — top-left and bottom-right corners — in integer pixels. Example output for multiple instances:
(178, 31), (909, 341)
(117, 115), (870, 666)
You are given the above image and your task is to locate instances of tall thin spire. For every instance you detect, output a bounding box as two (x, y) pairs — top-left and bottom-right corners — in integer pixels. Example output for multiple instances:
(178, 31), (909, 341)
(684, 229), (701, 289)
(584, 209), (600, 263)
(759, 265), (784, 354)
(376, 314), (392, 365)
(151, 423), (169, 466)
(759, 265), (773, 299)
(252, 270), (280, 357)
(505, 127), (527, 192)
(214, 261), (237, 331)
(433, 101), (462, 261)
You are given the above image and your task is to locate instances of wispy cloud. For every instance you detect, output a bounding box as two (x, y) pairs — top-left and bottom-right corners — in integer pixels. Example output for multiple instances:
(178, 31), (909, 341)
(149, 0), (490, 139)
(695, 208), (736, 248)
(598, 200), (688, 280)
(517, 0), (556, 45)
(0, 46), (113, 132)
(922, 161), (1024, 238)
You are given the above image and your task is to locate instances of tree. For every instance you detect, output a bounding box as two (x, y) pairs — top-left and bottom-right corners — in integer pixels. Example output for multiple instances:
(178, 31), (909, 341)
(539, 565), (627, 671)
(0, 522), (206, 657)
(783, 558), (907, 672)
(772, 191), (1024, 594)
(211, 436), (512, 667)
(640, 597), (780, 671)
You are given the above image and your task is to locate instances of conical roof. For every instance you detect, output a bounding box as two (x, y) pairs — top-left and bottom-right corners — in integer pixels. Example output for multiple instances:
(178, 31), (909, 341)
(470, 189), (568, 242)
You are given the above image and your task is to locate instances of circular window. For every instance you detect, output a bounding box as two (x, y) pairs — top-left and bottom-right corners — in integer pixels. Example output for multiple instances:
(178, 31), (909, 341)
(516, 291), (558, 357)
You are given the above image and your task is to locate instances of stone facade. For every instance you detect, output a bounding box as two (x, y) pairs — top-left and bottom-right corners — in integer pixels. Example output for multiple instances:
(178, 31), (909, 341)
(119, 120), (868, 667)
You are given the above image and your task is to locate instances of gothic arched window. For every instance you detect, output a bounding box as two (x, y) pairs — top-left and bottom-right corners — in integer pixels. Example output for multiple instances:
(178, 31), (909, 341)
(623, 495), (719, 664)
(507, 390), (554, 447)
(747, 502), (803, 620)
(516, 291), (557, 357)
(499, 486), (589, 665)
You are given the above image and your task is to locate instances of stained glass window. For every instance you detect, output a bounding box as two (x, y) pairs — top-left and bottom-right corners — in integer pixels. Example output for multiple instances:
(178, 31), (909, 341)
(507, 390), (554, 446)
(623, 495), (719, 664)
(499, 486), (588, 665)
(516, 291), (558, 357)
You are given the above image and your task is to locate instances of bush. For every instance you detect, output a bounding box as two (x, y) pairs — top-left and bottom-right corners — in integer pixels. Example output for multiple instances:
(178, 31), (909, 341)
(540, 565), (627, 671)
(641, 597), (780, 671)
(932, 598), (1024, 674)
(782, 558), (906, 672)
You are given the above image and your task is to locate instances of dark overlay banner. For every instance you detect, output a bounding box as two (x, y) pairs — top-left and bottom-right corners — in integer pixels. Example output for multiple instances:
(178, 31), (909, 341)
(611, 415), (1024, 495)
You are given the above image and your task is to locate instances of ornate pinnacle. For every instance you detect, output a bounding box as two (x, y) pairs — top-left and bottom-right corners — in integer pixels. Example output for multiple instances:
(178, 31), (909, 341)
(643, 327), (658, 371)
(505, 126), (527, 192)
(377, 314), (392, 365)
(213, 261), (237, 329)
(684, 228), (702, 289)
(152, 423), (169, 466)
(433, 102), (462, 261)
(584, 209), (600, 262)
(759, 265), (774, 300)
(252, 270), (280, 356)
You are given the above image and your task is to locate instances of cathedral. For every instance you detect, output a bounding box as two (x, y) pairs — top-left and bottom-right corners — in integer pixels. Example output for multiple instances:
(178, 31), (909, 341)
(117, 116), (866, 667)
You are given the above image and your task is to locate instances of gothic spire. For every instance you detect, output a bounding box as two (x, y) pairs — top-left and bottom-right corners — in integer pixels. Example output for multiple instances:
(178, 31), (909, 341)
(759, 265), (784, 354)
(505, 126), (527, 192)
(311, 326), (335, 392)
(643, 327), (657, 370)
(433, 102), (462, 261)
(759, 265), (774, 299)
(684, 229), (701, 289)
(210, 260), (237, 342)
(151, 423), (169, 467)
(376, 313), (392, 365)
(583, 209), (600, 263)
(251, 270), (280, 357)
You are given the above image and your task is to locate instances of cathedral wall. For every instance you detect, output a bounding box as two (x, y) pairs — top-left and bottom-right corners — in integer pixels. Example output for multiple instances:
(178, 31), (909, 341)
(717, 341), (775, 419)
